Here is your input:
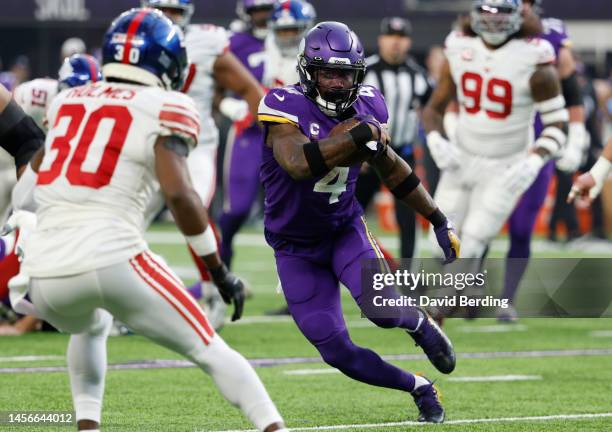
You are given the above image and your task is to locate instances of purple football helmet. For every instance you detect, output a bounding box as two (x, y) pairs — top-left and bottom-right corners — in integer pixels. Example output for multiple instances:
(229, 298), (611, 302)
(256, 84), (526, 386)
(297, 21), (366, 117)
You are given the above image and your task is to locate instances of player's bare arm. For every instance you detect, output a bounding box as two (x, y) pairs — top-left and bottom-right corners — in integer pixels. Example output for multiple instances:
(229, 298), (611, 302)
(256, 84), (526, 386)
(155, 135), (245, 321)
(214, 51), (265, 116)
(529, 63), (569, 159)
(422, 59), (456, 135)
(266, 120), (383, 180)
(0, 84), (45, 177)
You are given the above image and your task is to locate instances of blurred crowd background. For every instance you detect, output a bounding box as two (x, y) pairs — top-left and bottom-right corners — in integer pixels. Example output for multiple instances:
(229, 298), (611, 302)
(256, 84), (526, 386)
(2, 0), (612, 240)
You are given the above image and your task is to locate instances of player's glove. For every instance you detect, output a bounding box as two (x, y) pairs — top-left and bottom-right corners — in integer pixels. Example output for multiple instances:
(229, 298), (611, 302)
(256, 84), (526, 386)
(503, 153), (545, 196)
(426, 131), (460, 170)
(434, 220), (460, 264)
(557, 123), (588, 173)
(1, 210), (37, 261)
(429, 210), (460, 264)
(209, 264), (245, 322)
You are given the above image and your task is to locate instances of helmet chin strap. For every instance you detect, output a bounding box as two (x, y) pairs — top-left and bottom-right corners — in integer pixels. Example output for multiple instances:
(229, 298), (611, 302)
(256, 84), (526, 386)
(314, 90), (341, 117)
(480, 31), (509, 46)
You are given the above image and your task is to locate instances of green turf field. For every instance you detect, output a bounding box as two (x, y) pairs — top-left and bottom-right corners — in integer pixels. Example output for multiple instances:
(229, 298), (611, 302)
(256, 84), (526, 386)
(1, 222), (611, 431)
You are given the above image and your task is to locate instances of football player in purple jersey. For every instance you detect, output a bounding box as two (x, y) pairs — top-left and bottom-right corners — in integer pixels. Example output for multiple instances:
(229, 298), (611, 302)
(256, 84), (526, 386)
(218, 0), (276, 269)
(258, 21), (460, 423)
(499, 0), (586, 322)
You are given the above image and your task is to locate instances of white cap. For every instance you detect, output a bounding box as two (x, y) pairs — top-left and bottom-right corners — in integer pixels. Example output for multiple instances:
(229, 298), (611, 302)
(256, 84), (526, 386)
(61, 37), (86, 59)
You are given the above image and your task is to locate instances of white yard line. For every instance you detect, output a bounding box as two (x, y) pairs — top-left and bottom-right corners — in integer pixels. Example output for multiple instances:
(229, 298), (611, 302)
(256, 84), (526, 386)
(459, 324), (528, 333)
(282, 369), (543, 382)
(448, 374), (542, 382)
(590, 330), (612, 337)
(146, 230), (612, 254)
(211, 412), (612, 432)
(0, 355), (63, 362)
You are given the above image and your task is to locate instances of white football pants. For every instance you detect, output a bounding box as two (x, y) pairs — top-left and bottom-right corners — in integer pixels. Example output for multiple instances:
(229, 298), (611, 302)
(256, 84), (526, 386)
(29, 250), (282, 431)
(429, 150), (526, 258)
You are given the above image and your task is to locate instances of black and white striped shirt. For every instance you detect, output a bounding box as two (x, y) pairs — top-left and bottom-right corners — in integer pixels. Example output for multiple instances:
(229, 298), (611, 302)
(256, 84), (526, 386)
(364, 55), (433, 151)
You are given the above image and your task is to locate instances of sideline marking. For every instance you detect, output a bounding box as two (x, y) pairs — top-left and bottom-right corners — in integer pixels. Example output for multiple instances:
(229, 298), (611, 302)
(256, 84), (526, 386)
(2, 348), (612, 374)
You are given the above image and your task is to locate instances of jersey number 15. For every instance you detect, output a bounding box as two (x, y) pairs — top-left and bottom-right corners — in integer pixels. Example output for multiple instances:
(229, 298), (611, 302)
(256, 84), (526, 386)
(37, 103), (133, 188)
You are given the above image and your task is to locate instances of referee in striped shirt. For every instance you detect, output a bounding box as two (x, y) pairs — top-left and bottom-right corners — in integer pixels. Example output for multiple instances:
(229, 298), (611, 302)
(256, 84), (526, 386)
(356, 17), (433, 259)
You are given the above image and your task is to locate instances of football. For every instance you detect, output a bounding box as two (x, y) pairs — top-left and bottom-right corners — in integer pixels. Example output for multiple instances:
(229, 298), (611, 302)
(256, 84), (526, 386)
(328, 118), (370, 167)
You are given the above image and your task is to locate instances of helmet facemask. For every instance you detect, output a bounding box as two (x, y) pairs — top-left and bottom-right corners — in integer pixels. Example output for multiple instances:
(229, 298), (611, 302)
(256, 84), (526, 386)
(471, 2), (523, 46)
(298, 55), (365, 117)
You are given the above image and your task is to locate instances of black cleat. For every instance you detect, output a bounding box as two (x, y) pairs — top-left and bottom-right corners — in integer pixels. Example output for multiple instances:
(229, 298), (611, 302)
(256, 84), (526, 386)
(412, 380), (445, 423)
(409, 309), (456, 374)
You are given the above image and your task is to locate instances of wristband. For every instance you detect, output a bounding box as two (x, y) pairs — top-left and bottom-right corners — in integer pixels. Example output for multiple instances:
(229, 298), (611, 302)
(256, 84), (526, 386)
(303, 140), (328, 177)
(348, 122), (374, 147)
(390, 171), (421, 198)
(185, 225), (217, 256)
(590, 156), (612, 187)
(426, 208), (447, 229)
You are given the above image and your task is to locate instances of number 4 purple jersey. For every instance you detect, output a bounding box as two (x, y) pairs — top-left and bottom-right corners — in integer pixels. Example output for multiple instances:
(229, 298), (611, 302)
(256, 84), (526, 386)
(258, 84), (388, 240)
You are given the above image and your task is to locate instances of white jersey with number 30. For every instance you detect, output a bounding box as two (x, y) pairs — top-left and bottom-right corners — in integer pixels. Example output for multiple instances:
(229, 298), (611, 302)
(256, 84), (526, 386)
(445, 31), (556, 158)
(24, 81), (200, 277)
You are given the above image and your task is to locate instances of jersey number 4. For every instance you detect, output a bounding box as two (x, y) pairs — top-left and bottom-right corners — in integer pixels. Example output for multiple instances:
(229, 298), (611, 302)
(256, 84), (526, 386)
(461, 72), (513, 120)
(37, 103), (133, 188)
(314, 167), (349, 204)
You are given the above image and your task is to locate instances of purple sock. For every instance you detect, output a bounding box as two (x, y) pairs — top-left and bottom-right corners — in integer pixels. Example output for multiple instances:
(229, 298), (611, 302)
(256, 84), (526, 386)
(187, 281), (202, 300)
(316, 330), (415, 392)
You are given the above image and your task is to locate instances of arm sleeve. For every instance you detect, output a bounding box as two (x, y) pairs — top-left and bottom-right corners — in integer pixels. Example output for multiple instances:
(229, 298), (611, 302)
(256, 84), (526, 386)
(0, 99), (45, 168)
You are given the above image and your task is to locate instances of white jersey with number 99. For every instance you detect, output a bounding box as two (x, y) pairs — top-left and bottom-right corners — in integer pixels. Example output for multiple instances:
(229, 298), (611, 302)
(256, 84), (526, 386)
(23, 81), (200, 278)
(444, 31), (556, 158)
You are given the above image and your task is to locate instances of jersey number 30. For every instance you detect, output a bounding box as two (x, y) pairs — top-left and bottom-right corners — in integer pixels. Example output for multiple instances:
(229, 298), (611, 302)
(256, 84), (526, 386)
(38, 103), (133, 188)
(461, 72), (513, 119)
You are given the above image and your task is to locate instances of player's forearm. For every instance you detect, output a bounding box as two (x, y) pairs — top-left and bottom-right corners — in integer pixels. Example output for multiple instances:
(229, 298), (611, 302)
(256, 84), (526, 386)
(274, 132), (362, 180)
(422, 105), (445, 135)
(372, 147), (439, 218)
(0, 99), (45, 172)
(165, 190), (208, 236)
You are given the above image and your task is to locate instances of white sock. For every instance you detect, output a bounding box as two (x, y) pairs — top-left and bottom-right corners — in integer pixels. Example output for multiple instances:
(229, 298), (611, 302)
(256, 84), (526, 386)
(194, 335), (284, 431)
(68, 310), (113, 424)
(412, 375), (430, 392)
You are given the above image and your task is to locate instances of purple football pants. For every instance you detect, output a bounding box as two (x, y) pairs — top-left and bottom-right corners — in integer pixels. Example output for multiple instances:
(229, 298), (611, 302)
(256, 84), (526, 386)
(219, 125), (264, 267)
(267, 217), (420, 393)
(502, 160), (555, 302)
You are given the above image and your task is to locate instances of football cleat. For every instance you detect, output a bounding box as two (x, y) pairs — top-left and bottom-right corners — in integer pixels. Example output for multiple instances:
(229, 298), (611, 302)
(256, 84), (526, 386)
(409, 308), (456, 374)
(412, 380), (445, 423)
(496, 304), (519, 323)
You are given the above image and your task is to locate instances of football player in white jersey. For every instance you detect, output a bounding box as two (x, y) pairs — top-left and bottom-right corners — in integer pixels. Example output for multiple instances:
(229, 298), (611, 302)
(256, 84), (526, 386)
(9, 9), (286, 432)
(262, 0), (316, 89)
(142, 0), (265, 330)
(0, 54), (103, 336)
(422, 0), (569, 261)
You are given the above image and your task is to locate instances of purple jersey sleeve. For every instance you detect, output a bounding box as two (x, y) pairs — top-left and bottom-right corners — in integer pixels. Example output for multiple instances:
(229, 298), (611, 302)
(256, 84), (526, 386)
(229, 31), (266, 83)
(540, 17), (571, 57)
